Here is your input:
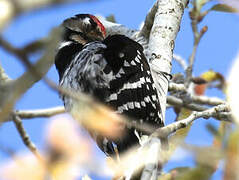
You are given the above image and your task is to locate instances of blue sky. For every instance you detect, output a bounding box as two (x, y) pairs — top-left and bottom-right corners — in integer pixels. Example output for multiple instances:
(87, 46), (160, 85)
(0, 0), (238, 179)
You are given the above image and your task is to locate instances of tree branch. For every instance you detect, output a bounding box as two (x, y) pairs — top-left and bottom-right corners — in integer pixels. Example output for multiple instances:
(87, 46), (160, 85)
(185, 7), (208, 87)
(173, 54), (188, 70)
(0, 27), (62, 122)
(169, 82), (225, 106)
(167, 95), (230, 121)
(0, 62), (11, 83)
(191, 95), (225, 106)
(169, 82), (186, 91)
(148, 0), (189, 122)
(152, 104), (231, 138)
(167, 95), (207, 111)
(22, 39), (47, 54)
(0, 35), (28, 62)
(15, 106), (65, 119)
(0, 0), (98, 30)
(12, 115), (43, 160)
(140, 0), (189, 179)
(138, 1), (159, 39)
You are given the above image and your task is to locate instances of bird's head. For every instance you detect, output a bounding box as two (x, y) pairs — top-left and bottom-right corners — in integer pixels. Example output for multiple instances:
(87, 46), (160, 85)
(62, 14), (106, 45)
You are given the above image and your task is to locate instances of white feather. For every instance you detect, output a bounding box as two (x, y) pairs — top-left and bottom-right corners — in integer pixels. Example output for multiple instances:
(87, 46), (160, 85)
(135, 102), (141, 108)
(130, 60), (136, 66)
(119, 68), (125, 75)
(58, 41), (72, 49)
(128, 102), (134, 109)
(135, 56), (140, 63)
(109, 93), (117, 101)
(83, 17), (91, 24)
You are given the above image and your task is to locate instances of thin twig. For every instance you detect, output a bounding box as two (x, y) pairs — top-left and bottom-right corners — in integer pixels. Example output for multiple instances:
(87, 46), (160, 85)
(167, 95), (231, 121)
(185, 13), (208, 87)
(169, 82), (187, 92)
(152, 104), (231, 138)
(12, 115), (42, 160)
(0, 35), (28, 63)
(0, 35), (51, 83)
(173, 54), (188, 70)
(16, 106), (65, 119)
(169, 82), (225, 106)
(167, 95), (207, 111)
(191, 95), (225, 106)
(22, 39), (47, 54)
(138, 1), (158, 39)
(185, 39), (198, 87)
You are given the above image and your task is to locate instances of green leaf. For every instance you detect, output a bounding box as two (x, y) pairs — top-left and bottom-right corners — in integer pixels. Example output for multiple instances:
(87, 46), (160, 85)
(210, 4), (238, 13)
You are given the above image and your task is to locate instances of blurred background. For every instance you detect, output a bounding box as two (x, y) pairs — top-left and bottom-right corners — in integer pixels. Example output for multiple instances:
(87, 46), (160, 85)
(0, 0), (238, 179)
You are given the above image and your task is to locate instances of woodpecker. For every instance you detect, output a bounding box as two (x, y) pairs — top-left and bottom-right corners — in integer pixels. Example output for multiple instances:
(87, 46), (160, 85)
(55, 14), (166, 156)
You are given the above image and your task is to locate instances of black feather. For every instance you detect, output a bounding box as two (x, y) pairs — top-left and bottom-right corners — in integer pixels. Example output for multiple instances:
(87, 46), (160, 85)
(55, 34), (166, 155)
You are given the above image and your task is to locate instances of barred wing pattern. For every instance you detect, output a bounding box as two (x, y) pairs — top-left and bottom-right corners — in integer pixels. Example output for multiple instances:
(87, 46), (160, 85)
(57, 35), (164, 155)
(103, 36), (164, 153)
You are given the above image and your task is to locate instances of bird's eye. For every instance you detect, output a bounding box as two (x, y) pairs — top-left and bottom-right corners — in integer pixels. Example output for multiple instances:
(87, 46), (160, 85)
(118, 52), (124, 58)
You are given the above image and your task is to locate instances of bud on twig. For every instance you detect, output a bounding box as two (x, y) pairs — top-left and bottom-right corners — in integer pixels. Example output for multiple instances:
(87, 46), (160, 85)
(200, 26), (208, 36)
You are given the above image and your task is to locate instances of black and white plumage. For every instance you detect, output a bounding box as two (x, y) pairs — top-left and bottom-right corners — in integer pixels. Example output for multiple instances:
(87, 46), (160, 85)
(55, 14), (166, 156)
